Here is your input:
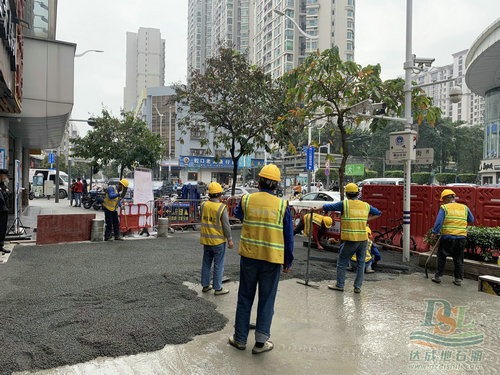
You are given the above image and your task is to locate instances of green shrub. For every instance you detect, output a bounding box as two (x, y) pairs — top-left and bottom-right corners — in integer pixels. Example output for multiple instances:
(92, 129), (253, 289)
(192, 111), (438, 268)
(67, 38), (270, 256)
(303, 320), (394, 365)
(412, 172), (431, 185)
(384, 170), (404, 178)
(435, 173), (456, 185)
(315, 168), (338, 185)
(458, 173), (477, 183)
(365, 170), (378, 179)
(466, 226), (500, 262)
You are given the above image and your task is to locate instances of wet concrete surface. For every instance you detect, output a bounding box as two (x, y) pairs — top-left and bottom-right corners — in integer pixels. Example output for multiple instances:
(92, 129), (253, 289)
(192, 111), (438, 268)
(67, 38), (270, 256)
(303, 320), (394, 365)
(1, 231), (499, 375)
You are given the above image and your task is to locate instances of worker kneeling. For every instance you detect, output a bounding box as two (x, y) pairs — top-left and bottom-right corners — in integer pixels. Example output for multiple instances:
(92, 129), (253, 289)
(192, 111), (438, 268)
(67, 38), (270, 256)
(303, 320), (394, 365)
(294, 213), (333, 251)
(347, 227), (381, 273)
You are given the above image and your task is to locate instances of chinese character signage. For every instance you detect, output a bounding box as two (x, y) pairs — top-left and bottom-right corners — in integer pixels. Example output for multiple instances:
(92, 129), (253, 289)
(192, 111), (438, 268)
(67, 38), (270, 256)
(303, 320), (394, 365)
(345, 164), (364, 176)
(179, 155), (264, 169)
(306, 146), (314, 171)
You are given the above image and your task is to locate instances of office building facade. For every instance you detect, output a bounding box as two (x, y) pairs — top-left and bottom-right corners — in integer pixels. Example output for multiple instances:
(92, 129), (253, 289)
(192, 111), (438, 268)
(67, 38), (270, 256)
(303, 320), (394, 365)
(412, 49), (485, 126)
(124, 28), (165, 111)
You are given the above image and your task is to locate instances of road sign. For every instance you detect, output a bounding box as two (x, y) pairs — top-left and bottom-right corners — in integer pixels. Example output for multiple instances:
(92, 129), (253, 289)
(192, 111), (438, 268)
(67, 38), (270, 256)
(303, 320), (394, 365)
(345, 164), (364, 176)
(389, 131), (417, 161)
(325, 168), (330, 176)
(386, 148), (434, 165)
(48, 153), (55, 164)
(306, 146), (314, 171)
(325, 160), (330, 169)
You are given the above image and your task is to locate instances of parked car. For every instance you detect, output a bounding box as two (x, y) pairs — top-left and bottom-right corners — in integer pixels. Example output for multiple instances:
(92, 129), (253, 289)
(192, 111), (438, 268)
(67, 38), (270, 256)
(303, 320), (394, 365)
(446, 183), (479, 187)
(222, 186), (259, 198)
(289, 191), (341, 210)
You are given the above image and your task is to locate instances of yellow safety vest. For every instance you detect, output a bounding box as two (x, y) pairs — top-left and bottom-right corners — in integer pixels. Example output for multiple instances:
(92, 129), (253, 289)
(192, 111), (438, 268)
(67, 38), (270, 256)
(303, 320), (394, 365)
(351, 239), (373, 263)
(441, 202), (468, 236)
(239, 192), (286, 264)
(303, 213), (323, 237)
(200, 200), (227, 246)
(341, 199), (370, 241)
(103, 185), (120, 212)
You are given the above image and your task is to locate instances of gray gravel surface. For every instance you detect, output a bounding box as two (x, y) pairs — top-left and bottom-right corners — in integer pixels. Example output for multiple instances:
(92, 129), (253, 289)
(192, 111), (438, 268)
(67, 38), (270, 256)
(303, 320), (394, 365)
(0, 229), (422, 375)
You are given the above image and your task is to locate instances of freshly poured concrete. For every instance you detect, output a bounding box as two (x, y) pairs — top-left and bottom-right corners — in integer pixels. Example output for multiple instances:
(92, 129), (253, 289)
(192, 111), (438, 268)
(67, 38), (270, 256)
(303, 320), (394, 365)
(17, 275), (500, 375)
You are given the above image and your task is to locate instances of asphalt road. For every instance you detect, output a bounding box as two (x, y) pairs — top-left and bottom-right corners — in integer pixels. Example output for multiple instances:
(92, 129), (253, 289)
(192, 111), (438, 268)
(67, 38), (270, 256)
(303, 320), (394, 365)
(0, 230), (421, 375)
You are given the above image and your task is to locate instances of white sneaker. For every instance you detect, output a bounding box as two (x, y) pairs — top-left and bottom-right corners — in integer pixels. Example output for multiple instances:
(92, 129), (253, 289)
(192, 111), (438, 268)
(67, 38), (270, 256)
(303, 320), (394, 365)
(252, 341), (274, 354)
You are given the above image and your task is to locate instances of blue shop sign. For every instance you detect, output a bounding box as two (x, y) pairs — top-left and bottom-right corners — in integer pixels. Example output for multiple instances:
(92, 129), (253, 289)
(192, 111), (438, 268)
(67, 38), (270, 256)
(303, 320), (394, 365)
(179, 155), (266, 169)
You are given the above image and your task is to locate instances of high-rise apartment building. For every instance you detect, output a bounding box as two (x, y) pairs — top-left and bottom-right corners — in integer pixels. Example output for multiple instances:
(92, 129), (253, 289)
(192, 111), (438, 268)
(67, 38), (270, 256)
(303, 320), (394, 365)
(187, 0), (354, 78)
(412, 49), (485, 126)
(124, 27), (165, 111)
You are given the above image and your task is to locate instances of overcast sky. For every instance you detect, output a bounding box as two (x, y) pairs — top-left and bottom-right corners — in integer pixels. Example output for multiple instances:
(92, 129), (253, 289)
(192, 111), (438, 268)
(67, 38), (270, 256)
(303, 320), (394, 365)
(57, 0), (499, 134)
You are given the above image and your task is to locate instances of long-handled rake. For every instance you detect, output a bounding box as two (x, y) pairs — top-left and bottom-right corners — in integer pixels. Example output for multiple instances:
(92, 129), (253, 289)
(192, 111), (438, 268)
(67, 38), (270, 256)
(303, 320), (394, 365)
(425, 237), (440, 278)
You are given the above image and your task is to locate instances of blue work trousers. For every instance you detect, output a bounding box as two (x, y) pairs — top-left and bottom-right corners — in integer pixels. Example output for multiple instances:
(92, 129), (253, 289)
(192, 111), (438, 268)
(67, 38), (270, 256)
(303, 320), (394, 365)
(201, 243), (226, 291)
(336, 240), (367, 289)
(234, 256), (281, 344)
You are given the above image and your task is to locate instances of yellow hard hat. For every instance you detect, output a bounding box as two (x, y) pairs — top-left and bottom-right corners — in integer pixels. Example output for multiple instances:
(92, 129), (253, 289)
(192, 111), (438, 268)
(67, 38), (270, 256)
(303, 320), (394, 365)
(208, 182), (223, 194)
(120, 179), (129, 188)
(345, 183), (359, 193)
(440, 189), (455, 201)
(259, 163), (281, 181)
(323, 216), (333, 228)
(366, 227), (372, 237)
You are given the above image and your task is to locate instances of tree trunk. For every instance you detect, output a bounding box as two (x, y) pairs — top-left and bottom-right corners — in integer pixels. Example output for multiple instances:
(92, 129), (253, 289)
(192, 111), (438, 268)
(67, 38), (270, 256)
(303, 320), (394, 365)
(231, 157), (240, 196)
(338, 116), (349, 200)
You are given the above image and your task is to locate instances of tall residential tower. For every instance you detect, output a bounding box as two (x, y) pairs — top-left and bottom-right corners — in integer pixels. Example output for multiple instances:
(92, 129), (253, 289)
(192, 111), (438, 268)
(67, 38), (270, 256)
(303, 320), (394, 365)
(124, 27), (165, 111)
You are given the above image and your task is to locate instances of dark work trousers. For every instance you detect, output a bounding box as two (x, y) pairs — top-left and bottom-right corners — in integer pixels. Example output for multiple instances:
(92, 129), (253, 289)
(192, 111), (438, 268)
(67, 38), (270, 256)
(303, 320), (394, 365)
(104, 207), (120, 239)
(0, 210), (7, 248)
(435, 237), (467, 280)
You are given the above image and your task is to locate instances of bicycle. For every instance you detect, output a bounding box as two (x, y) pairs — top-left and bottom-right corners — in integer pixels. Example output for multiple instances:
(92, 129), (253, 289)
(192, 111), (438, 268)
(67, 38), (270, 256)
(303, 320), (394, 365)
(372, 218), (417, 252)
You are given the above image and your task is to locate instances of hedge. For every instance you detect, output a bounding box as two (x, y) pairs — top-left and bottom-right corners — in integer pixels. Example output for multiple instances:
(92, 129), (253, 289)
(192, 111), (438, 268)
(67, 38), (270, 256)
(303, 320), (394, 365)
(457, 173), (477, 183)
(434, 173), (456, 185)
(384, 170), (404, 178)
(412, 172), (431, 185)
(365, 170), (378, 179)
(466, 226), (500, 262)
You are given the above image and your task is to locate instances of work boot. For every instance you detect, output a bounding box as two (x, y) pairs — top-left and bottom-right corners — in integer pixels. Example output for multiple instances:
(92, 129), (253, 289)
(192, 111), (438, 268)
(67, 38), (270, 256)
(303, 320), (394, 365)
(214, 288), (229, 295)
(1, 248), (11, 254)
(104, 237), (113, 241)
(115, 236), (124, 241)
(202, 286), (212, 293)
(328, 284), (344, 292)
(365, 269), (375, 274)
(431, 275), (442, 284)
(453, 279), (462, 286)
(252, 341), (274, 354)
(354, 287), (361, 293)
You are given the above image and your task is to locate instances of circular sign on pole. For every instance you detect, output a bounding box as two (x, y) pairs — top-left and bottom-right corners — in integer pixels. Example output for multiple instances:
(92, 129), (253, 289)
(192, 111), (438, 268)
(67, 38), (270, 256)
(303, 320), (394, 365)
(325, 160), (330, 169)
(325, 168), (330, 176)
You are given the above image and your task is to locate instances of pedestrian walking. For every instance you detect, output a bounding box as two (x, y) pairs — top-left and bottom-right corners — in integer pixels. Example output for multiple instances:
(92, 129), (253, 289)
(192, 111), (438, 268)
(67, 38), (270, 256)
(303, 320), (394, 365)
(0, 169), (10, 255)
(228, 163), (293, 354)
(103, 179), (128, 241)
(200, 182), (234, 295)
(430, 189), (474, 286)
(74, 177), (83, 207)
(293, 212), (333, 250)
(322, 183), (381, 293)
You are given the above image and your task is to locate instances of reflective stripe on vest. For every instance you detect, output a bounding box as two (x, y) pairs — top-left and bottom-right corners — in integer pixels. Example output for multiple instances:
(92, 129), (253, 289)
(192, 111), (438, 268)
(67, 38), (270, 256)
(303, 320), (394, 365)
(341, 199), (370, 241)
(351, 239), (372, 262)
(239, 192), (286, 264)
(102, 186), (119, 211)
(200, 201), (227, 246)
(441, 202), (468, 236)
(304, 213), (323, 237)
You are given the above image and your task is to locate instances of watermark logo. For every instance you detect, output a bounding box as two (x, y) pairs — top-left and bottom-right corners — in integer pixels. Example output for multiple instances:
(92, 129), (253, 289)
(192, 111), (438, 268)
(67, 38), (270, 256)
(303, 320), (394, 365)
(410, 299), (483, 348)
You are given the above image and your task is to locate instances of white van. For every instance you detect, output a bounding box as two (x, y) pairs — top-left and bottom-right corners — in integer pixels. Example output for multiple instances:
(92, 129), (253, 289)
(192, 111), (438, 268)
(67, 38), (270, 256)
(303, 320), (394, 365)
(29, 169), (69, 198)
(358, 178), (404, 191)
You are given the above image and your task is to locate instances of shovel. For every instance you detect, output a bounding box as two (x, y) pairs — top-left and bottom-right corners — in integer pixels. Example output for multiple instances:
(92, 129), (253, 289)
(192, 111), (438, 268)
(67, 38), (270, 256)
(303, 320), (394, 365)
(425, 237), (440, 278)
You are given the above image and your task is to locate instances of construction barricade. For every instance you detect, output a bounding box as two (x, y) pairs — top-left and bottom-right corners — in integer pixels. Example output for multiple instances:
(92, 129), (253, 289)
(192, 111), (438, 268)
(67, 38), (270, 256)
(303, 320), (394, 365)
(119, 203), (152, 235)
(155, 198), (202, 230)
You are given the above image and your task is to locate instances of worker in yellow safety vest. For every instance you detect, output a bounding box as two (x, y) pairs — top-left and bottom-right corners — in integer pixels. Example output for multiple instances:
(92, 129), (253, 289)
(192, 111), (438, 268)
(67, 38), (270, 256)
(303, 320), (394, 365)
(228, 163), (294, 355)
(430, 189), (474, 286)
(199, 182), (234, 295)
(321, 183), (381, 293)
(103, 179), (128, 241)
(347, 227), (381, 273)
(293, 213), (333, 250)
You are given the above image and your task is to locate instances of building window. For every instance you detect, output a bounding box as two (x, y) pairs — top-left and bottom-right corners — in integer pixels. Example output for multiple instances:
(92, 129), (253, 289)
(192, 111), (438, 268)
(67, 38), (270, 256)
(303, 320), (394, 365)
(347, 41), (353, 51)
(347, 31), (353, 39)
(347, 10), (354, 18)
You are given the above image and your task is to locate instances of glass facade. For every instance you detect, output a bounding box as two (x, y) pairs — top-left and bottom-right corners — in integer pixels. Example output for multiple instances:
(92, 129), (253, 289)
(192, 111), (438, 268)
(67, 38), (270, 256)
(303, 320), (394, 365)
(483, 86), (500, 159)
(24, 0), (51, 39)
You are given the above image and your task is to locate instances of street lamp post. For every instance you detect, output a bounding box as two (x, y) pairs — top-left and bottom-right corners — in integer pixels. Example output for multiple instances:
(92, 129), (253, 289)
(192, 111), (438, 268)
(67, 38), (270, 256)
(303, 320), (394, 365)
(274, 8), (317, 193)
(75, 49), (104, 58)
(168, 105), (172, 183)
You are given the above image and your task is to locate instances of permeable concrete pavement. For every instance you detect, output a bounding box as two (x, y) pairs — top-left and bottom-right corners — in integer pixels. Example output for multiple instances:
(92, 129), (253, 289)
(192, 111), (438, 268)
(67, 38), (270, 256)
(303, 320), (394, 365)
(2, 231), (499, 375)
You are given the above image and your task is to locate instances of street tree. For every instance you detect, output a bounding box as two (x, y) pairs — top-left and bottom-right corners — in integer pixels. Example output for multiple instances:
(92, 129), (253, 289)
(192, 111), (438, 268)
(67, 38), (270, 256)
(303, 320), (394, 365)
(70, 110), (164, 178)
(282, 47), (440, 198)
(175, 47), (296, 195)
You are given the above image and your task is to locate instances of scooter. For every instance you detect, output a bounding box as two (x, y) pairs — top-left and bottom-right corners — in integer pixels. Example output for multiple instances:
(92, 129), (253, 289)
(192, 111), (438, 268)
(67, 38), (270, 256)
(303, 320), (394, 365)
(83, 188), (106, 210)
